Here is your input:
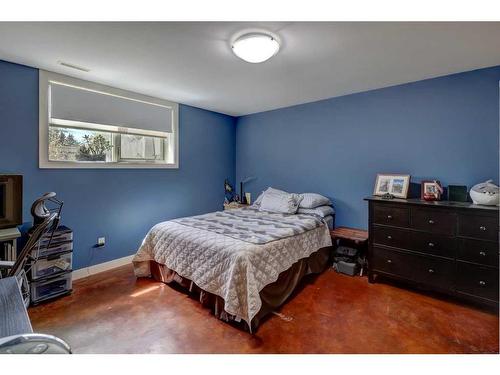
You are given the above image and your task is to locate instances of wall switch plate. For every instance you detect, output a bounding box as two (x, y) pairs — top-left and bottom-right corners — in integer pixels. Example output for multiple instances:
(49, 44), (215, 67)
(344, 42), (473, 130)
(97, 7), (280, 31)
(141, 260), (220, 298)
(97, 237), (106, 246)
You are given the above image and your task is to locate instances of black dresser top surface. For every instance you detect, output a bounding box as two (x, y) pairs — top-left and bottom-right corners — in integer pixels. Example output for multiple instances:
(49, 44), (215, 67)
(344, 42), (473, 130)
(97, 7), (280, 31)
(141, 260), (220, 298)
(365, 196), (500, 212)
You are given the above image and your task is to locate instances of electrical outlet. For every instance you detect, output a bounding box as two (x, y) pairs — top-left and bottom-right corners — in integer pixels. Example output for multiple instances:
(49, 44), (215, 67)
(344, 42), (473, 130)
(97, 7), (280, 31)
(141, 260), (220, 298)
(97, 237), (106, 247)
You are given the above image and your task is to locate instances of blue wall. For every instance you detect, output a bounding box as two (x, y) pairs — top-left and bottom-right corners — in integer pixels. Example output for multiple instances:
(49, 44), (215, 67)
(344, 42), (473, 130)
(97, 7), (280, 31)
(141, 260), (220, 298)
(0, 60), (236, 269)
(236, 66), (500, 229)
(2, 58), (499, 267)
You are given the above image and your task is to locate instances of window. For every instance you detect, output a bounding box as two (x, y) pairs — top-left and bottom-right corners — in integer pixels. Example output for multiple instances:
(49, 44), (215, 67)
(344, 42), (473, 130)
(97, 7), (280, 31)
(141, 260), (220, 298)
(39, 71), (178, 169)
(119, 134), (164, 161)
(49, 127), (113, 162)
(48, 127), (168, 163)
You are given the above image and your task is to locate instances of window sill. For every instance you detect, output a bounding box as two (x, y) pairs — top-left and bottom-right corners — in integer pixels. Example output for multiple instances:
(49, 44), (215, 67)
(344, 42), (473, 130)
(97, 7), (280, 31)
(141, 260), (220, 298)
(39, 161), (179, 169)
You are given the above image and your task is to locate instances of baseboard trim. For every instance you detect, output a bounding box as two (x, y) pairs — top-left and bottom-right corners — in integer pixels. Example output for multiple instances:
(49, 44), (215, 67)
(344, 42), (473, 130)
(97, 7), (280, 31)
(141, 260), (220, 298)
(73, 254), (135, 281)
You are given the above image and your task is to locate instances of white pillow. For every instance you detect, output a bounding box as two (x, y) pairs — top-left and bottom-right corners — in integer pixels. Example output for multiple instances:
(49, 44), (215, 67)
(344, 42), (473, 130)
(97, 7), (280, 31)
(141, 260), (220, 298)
(252, 187), (289, 207)
(323, 215), (334, 230)
(266, 187), (290, 196)
(299, 193), (331, 209)
(259, 188), (302, 214)
(297, 205), (335, 217)
(252, 191), (265, 207)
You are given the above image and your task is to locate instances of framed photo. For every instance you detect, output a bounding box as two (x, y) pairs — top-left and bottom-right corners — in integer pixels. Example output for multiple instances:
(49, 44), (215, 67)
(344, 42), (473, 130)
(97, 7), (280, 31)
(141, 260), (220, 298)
(373, 174), (411, 198)
(421, 180), (443, 201)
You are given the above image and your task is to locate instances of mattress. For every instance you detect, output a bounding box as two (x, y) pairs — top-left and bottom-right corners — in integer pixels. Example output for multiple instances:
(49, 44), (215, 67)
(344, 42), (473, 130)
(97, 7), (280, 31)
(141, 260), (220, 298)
(133, 209), (332, 328)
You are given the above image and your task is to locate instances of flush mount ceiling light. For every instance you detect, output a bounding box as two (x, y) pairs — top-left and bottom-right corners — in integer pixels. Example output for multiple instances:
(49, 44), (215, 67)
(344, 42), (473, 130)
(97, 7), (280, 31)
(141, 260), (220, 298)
(231, 32), (280, 63)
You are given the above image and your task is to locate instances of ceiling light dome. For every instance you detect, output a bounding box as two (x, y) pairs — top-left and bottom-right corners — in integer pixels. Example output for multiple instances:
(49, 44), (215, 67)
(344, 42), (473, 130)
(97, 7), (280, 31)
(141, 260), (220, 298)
(231, 32), (280, 63)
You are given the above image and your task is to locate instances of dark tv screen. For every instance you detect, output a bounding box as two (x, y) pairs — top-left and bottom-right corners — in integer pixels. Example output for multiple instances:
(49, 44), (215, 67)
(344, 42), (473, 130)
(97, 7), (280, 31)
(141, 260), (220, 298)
(0, 175), (22, 229)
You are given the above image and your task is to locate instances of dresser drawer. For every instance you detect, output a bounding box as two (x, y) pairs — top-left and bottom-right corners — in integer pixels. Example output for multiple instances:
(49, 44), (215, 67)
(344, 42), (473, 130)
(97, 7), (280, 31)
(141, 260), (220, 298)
(408, 231), (456, 259)
(373, 205), (409, 227)
(410, 208), (456, 235)
(413, 256), (454, 290)
(457, 239), (499, 268)
(371, 247), (414, 279)
(458, 214), (498, 241)
(371, 246), (454, 289)
(372, 226), (411, 249)
(455, 262), (499, 302)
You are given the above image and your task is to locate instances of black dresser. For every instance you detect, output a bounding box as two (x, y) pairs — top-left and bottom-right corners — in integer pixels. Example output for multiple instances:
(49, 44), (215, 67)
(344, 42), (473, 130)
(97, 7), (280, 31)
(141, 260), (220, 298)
(365, 196), (499, 307)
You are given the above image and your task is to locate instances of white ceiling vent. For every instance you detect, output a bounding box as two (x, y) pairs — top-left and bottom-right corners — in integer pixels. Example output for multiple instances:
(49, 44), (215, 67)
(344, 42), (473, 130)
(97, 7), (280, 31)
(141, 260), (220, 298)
(58, 61), (90, 72)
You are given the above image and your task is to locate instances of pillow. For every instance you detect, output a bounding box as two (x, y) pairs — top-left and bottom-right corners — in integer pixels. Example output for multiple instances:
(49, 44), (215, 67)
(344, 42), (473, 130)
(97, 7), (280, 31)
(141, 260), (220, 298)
(299, 193), (331, 209)
(297, 205), (335, 217)
(266, 187), (290, 196)
(323, 215), (334, 230)
(252, 187), (289, 207)
(259, 188), (302, 214)
(252, 191), (265, 207)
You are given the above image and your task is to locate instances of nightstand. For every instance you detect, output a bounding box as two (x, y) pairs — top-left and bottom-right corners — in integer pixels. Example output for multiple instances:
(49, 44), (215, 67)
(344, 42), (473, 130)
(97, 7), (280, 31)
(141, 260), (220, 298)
(330, 227), (368, 246)
(223, 202), (249, 210)
(330, 226), (368, 276)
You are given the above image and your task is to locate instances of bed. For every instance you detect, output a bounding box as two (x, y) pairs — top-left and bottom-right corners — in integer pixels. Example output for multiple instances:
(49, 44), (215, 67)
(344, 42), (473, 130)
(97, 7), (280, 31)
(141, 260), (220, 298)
(133, 207), (333, 332)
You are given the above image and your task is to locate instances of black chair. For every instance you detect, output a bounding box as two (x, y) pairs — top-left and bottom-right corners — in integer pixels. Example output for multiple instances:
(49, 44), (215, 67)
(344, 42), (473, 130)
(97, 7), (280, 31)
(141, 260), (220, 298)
(0, 193), (62, 306)
(0, 193), (71, 354)
(0, 333), (72, 354)
(0, 213), (58, 305)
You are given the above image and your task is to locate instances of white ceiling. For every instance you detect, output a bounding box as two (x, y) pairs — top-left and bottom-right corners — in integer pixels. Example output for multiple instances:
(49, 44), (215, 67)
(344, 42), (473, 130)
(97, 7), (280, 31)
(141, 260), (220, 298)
(1, 22), (500, 116)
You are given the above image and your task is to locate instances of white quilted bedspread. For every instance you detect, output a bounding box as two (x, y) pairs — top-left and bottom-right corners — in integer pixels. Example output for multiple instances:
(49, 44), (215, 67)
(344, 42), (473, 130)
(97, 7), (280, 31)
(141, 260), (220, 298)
(133, 212), (332, 325)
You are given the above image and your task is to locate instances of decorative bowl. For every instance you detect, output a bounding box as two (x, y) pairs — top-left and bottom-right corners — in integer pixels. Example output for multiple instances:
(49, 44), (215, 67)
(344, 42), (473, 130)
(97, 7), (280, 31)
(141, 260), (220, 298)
(470, 180), (499, 206)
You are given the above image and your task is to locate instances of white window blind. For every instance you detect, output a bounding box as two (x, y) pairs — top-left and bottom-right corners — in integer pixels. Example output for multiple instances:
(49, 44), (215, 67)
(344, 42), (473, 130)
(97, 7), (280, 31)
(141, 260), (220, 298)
(39, 70), (179, 169)
(49, 82), (173, 137)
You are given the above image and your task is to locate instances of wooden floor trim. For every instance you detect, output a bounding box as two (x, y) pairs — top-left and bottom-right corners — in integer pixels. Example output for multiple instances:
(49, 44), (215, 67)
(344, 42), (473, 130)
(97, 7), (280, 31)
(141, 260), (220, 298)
(72, 254), (135, 280)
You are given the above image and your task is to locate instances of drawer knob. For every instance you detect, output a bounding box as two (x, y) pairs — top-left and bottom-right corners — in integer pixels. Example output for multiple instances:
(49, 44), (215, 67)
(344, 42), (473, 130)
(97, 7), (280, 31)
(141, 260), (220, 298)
(386, 259), (392, 264)
(428, 268), (435, 273)
(479, 226), (487, 231)
(428, 219), (435, 225)
(479, 251), (487, 256)
(387, 235), (392, 240)
(428, 242), (435, 248)
(479, 280), (486, 286)
(387, 215), (393, 220)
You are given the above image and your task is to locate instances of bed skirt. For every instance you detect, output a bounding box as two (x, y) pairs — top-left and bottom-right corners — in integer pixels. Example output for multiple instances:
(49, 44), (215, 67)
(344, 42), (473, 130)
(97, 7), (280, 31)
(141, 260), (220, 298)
(149, 246), (331, 332)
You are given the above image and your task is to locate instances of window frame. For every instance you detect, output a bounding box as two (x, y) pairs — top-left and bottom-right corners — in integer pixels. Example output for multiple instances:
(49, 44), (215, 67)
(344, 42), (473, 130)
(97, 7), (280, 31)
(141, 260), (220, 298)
(39, 70), (179, 169)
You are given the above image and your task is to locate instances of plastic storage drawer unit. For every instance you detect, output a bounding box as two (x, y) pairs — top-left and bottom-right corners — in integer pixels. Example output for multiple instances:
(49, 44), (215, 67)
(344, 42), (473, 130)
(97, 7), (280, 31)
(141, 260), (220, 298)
(38, 241), (73, 257)
(39, 226), (73, 247)
(31, 252), (72, 280)
(30, 273), (72, 304)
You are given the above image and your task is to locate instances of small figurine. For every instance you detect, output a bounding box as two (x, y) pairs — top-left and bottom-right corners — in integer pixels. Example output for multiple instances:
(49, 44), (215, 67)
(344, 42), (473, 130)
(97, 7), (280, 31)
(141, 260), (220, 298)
(224, 179), (235, 203)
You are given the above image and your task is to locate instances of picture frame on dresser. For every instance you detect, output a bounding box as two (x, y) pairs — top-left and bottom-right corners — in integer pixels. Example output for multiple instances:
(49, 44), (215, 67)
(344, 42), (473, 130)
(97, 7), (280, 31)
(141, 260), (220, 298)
(421, 180), (443, 201)
(365, 196), (499, 309)
(373, 174), (411, 198)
